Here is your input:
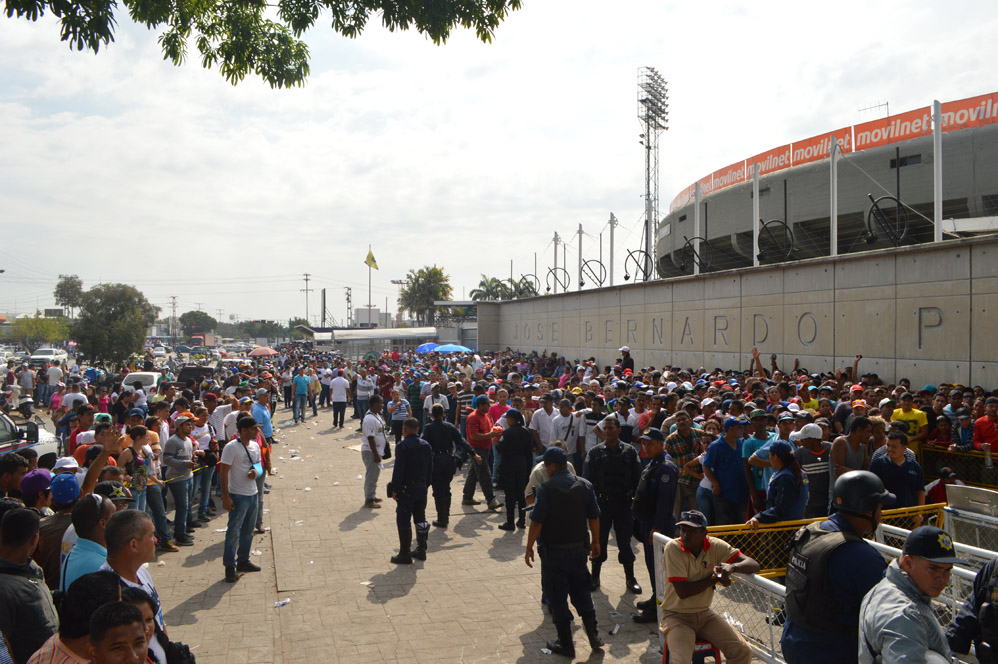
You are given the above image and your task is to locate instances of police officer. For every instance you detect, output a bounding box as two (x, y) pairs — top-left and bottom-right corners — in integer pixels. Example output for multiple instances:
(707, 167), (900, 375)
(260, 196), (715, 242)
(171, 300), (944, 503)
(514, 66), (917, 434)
(524, 446), (604, 658)
(781, 470), (897, 663)
(948, 556), (998, 662)
(630, 427), (679, 623)
(389, 417), (433, 564)
(422, 403), (479, 529)
(583, 415), (642, 594)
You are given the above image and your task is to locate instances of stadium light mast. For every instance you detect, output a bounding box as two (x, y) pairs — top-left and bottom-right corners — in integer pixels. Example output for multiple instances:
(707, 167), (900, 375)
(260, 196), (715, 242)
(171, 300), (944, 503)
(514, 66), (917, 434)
(637, 67), (669, 279)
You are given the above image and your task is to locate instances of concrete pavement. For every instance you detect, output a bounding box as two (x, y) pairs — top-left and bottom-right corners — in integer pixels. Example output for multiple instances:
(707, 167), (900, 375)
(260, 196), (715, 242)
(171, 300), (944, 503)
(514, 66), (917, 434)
(151, 409), (670, 664)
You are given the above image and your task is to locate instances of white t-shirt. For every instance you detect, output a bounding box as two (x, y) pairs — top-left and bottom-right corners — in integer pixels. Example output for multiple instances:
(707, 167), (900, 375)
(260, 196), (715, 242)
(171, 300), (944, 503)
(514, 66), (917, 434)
(220, 440), (261, 496)
(528, 407), (556, 447)
(192, 424), (212, 451)
(330, 376), (350, 402)
(423, 394), (449, 413)
(223, 411), (241, 442)
(551, 412), (583, 455)
(61, 392), (88, 411)
(356, 376), (376, 398)
(362, 412), (388, 455)
(47, 366), (64, 384)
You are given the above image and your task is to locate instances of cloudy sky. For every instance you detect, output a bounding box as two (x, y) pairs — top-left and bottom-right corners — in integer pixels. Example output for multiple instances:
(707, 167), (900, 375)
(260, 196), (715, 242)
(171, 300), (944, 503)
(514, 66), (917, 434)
(2, 0), (996, 328)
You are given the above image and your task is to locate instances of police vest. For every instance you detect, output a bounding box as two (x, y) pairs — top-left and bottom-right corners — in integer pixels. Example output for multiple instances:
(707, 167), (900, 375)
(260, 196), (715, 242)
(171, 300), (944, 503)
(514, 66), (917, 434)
(539, 479), (589, 548)
(784, 521), (865, 634)
(592, 444), (637, 500)
(979, 561), (998, 661)
(633, 456), (675, 517)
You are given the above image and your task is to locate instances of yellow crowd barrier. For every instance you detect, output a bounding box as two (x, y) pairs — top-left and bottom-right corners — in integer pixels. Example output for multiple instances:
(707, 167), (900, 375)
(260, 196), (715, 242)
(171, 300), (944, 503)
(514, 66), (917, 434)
(920, 446), (998, 490)
(706, 503), (946, 576)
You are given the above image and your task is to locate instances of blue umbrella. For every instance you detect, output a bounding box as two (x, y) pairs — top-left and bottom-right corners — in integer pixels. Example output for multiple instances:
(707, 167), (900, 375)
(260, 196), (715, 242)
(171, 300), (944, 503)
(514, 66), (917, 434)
(416, 342), (439, 354)
(434, 344), (472, 353)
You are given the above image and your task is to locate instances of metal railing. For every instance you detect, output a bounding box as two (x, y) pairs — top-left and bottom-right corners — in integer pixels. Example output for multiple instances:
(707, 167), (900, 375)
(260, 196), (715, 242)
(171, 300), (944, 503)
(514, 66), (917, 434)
(945, 505), (998, 553)
(876, 522), (997, 571)
(921, 446), (998, 489)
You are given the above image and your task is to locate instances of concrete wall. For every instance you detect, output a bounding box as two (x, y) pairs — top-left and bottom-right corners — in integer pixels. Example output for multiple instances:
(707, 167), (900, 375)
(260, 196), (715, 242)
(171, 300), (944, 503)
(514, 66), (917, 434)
(477, 236), (998, 388)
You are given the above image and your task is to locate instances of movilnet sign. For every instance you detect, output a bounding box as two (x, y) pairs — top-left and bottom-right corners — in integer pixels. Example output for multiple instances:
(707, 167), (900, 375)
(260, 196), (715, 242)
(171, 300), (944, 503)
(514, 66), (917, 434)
(668, 90), (998, 212)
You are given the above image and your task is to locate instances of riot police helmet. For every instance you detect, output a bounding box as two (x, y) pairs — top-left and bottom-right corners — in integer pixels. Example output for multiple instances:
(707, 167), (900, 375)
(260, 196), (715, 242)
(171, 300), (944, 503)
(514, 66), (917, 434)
(831, 470), (896, 516)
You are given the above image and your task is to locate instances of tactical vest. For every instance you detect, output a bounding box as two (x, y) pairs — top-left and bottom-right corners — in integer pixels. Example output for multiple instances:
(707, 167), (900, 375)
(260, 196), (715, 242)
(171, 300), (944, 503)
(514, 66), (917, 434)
(633, 456), (674, 517)
(979, 561), (998, 662)
(594, 444), (636, 500)
(539, 479), (589, 548)
(784, 521), (865, 634)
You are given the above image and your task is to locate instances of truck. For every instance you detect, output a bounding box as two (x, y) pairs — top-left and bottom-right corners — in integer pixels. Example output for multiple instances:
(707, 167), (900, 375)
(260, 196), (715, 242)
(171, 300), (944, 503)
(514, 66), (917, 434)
(189, 333), (217, 347)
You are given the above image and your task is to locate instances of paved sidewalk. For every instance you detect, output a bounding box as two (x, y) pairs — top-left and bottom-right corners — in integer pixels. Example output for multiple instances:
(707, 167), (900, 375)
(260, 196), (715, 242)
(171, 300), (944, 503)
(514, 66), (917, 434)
(150, 410), (672, 663)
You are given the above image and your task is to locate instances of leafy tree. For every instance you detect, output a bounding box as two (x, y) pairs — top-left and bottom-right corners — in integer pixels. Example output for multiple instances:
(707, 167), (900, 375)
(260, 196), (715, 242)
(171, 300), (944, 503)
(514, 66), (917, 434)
(240, 320), (283, 340)
(398, 265), (452, 325)
(179, 310), (218, 336)
(4, 0), (521, 88)
(72, 284), (159, 366)
(512, 276), (538, 298)
(53, 274), (84, 317)
(10, 312), (70, 352)
(469, 274), (505, 301)
(288, 317), (310, 339)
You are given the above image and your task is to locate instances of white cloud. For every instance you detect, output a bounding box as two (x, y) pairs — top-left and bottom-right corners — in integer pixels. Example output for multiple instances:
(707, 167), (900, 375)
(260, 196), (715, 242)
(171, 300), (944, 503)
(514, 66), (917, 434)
(2, 0), (997, 325)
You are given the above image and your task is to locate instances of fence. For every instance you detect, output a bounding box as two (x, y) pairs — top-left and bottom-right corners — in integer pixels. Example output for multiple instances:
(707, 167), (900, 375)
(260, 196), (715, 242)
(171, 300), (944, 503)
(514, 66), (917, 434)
(944, 505), (998, 552)
(876, 522), (997, 571)
(705, 503), (945, 576)
(921, 446), (998, 489)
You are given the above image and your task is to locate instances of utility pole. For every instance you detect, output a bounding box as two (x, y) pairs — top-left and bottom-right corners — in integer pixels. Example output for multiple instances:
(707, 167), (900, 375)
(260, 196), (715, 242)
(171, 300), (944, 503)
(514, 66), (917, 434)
(321, 288), (326, 327)
(553, 232), (561, 294)
(170, 296), (178, 346)
(344, 287), (353, 327)
(194, 302), (203, 312)
(301, 273), (313, 322)
(608, 213), (619, 286)
(577, 223), (583, 291)
(215, 308), (223, 323)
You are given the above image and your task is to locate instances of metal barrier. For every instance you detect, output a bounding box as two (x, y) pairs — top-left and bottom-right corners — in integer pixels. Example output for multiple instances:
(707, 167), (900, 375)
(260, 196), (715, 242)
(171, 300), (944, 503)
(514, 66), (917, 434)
(944, 505), (998, 552)
(705, 504), (945, 575)
(921, 446), (998, 489)
(876, 523), (997, 571)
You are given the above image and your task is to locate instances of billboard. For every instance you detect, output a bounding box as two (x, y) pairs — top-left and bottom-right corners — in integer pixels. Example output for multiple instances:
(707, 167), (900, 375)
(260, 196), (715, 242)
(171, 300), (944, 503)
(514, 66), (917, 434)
(854, 106), (931, 152)
(748, 143), (792, 176)
(792, 127), (852, 166)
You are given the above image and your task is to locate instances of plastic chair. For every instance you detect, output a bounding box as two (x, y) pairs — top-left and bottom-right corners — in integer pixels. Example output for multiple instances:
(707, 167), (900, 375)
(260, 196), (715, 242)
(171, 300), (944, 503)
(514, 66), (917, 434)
(662, 639), (722, 664)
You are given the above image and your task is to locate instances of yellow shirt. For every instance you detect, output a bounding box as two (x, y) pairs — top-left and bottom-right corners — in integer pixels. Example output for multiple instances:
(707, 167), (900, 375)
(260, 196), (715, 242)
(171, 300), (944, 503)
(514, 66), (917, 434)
(892, 408), (928, 452)
(661, 535), (739, 613)
(799, 398), (820, 412)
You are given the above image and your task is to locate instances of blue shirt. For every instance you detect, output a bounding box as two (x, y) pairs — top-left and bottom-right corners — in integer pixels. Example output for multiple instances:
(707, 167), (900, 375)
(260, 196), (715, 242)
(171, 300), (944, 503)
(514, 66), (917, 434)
(704, 437), (748, 503)
(251, 402), (274, 438)
(755, 467), (808, 523)
(531, 469), (600, 524)
(869, 456), (924, 508)
(781, 513), (887, 663)
(754, 434), (795, 487)
(292, 375), (309, 396)
(742, 433), (777, 490)
(60, 537), (107, 593)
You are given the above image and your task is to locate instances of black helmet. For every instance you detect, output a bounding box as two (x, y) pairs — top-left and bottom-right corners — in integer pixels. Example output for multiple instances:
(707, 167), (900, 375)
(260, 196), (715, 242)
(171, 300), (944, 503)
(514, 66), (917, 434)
(831, 470), (896, 515)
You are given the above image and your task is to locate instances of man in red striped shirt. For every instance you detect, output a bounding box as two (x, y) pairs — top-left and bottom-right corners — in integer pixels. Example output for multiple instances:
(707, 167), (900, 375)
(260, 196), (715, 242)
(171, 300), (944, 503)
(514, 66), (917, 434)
(462, 396), (502, 511)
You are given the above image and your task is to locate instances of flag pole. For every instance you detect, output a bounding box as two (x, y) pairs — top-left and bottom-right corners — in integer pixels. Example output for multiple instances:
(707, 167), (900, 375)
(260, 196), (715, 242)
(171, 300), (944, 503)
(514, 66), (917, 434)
(368, 244), (372, 313)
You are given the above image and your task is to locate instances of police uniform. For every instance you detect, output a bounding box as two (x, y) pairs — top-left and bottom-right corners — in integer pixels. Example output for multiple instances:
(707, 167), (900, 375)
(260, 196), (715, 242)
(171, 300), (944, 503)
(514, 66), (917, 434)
(948, 557), (998, 663)
(390, 432), (433, 562)
(583, 437), (641, 586)
(531, 454), (602, 654)
(421, 417), (475, 528)
(632, 438), (679, 611)
(781, 512), (887, 663)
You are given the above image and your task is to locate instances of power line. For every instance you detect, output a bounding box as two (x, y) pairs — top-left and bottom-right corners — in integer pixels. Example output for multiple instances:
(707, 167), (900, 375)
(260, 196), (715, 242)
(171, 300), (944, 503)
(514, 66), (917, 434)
(301, 273), (313, 322)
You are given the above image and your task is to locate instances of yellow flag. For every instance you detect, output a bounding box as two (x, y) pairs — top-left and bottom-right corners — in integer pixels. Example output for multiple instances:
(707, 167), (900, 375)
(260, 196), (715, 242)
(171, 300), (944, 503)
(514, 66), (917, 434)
(365, 249), (379, 270)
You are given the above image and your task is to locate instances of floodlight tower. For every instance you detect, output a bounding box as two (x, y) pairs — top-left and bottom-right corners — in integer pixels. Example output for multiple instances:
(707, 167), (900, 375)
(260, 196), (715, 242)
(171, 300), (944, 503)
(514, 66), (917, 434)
(637, 67), (669, 278)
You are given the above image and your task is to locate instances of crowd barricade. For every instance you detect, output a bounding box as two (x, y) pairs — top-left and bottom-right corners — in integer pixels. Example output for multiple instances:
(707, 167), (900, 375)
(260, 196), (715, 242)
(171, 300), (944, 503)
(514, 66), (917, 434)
(921, 446), (998, 489)
(944, 506), (998, 552)
(876, 523), (997, 571)
(704, 504), (945, 576)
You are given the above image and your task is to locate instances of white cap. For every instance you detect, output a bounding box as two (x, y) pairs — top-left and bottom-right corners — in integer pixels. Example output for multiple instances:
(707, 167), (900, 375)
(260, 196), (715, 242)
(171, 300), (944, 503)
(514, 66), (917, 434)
(700, 397), (716, 408)
(799, 423), (824, 439)
(787, 402), (801, 412)
(666, 381), (677, 392)
(53, 456), (80, 472)
(619, 346), (630, 353)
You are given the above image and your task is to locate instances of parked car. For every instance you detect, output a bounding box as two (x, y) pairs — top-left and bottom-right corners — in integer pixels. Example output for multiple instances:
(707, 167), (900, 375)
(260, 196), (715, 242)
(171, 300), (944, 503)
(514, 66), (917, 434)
(121, 371), (161, 395)
(0, 411), (59, 459)
(175, 345), (192, 354)
(28, 347), (69, 367)
(152, 346), (166, 358)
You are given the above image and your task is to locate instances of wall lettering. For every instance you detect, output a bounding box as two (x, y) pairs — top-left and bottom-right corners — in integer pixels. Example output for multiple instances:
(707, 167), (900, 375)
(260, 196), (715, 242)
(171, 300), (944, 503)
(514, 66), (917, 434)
(714, 316), (729, 346)
(652, 318), (665, 345)
(797, 312), (817, 347)
(681, 317), (694, 346)
(585, 320), (593, 343)
(918, 307), (943, 350)
(753, 314), (769, 344)
(551, 321), (559, 343)
(626, 319), (638, 344)
(523, 323), (531, 341)
(605, 320), (614, 344)
(537, 322), (543, 341)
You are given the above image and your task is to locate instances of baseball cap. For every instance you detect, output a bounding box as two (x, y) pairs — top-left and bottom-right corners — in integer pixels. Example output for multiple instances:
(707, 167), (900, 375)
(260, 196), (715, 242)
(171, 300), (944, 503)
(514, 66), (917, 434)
(127, 408), (144, 419)
(94, 412), (112, 424)
(238, 396), (253, 405)
(798, 423), (823, 440)
(723, 416), (747, 431)
(769, 441), (794, 458)
(852, 399), (868, 409)
(174, 412), (196, 426)
(619, 346), (630, 353)
(20, 469), (53, 495)
(937, 467), (958, 479)
(203, 393), (218, 402)
(95, 480), (131, 502)
(676, 510), (709, 529)
(700, 397), (715, 408)
(778, 412), (796, 422)
(50, 473), (81, 505)
(956, 409), (973, 420)
(850, 384), (864, 392)
(542, 446), (568, 465)
(902, 526), (964, 564)
(53, 456), (80, 473)
(256, 388), (270, 398)
(749, 408), (767, 420)
(879, 398), (896, 407)
(638, 427), (665, 442)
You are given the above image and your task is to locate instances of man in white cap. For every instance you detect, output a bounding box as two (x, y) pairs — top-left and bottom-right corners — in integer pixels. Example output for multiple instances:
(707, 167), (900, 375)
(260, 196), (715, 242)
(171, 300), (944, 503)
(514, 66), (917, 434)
(618, 347), (634, 375)
(792, 423), (832, 518)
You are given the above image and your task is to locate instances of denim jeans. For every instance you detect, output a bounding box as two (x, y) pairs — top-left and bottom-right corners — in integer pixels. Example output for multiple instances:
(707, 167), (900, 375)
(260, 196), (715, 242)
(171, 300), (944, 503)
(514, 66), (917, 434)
(356, 399), (370, 427)
(319, 384), (330, 407)
(132, 490), (148, 513)
(696, 486), (717, 527)
(168, 478), (192, 540)
(713, 495), (748, 526)
(146, 483), (171, 541)
(223, 492), (258, 568)
(197, 465), (214, 517)
(308, 393), (317, 416)
(293, 394), (307, 422)
(361, 448), (381, 502)
(255, 471), (265, 528)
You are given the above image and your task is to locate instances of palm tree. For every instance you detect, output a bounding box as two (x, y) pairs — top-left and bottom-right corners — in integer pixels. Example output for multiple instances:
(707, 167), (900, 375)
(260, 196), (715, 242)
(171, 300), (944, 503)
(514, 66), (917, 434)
(470, 275), (505, 301)
(398, 266), (453, 325)
(513, 277), (539, 299)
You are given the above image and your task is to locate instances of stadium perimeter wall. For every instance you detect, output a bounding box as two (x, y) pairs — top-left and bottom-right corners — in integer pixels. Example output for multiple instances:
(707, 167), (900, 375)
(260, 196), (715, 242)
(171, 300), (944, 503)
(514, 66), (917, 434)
(477, 236), (998, 388)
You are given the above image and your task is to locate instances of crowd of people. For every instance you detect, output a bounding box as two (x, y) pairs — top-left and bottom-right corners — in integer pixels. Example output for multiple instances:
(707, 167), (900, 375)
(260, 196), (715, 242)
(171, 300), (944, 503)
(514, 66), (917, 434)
(2, 341), (998, 663)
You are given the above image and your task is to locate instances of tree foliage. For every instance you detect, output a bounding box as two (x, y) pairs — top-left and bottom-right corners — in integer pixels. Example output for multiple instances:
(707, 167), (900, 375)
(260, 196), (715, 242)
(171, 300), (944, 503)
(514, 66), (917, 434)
(72, 283), (159, 366)
(398, 265), (451, 325)
(53, 274), (84, 317)
(10, 312), (70, 352)
(179, 310), (218, 336)
(469, 274), (536, 301)
(240, 319), (284, 340)
(3, 0), (521, 88)
(288, 317), (310, 339)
